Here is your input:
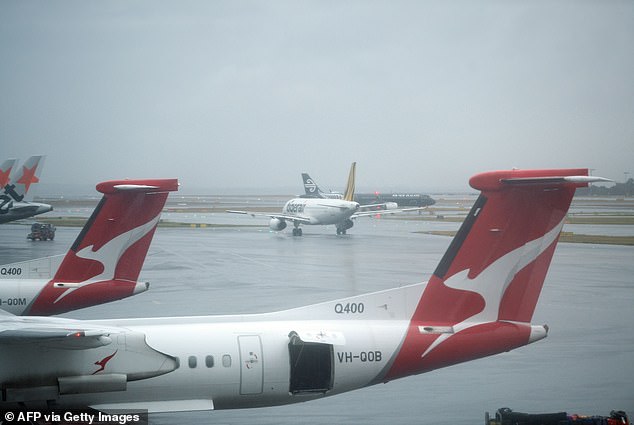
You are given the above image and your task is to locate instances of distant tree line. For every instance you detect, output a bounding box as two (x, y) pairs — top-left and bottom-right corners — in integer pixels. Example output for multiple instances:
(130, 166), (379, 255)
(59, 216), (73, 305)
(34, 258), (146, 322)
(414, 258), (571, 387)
(576, 178), (633, 197)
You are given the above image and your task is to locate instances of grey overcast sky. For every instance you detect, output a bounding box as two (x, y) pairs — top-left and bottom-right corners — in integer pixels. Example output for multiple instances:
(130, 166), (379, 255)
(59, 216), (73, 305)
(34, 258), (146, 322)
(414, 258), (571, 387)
(1, 1), (632, 193)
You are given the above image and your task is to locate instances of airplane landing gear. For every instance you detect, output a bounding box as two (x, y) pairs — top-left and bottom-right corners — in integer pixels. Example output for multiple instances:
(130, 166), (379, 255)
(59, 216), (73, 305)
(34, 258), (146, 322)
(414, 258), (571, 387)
(336, 219), (353, 235)
(292, 227), (303, 236)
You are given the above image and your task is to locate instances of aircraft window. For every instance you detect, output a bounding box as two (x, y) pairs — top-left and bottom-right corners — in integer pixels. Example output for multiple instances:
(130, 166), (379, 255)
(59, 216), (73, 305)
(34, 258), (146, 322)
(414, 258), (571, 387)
(188, 356), (197, 368)
(205, 355), (214, 368)
(222, 355), (232, 368)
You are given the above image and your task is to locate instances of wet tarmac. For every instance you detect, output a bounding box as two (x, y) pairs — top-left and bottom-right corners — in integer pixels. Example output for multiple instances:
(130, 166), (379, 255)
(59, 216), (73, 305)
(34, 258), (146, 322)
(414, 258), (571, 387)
(1, 215), (633, 424)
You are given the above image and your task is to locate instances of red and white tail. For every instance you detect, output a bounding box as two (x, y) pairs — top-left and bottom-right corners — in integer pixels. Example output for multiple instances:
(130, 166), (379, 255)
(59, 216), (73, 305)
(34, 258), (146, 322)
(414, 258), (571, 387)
(385, 168), (607, 380)
(25, 179), (178, 315)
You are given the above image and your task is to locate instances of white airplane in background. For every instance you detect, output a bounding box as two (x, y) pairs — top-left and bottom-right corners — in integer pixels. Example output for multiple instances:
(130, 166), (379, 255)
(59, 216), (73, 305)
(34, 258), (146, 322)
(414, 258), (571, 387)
(228, 162), (421, 236)
(0, 178), (178, 315)
(0, 155), (52, 224)
(0, 168), (610, 414)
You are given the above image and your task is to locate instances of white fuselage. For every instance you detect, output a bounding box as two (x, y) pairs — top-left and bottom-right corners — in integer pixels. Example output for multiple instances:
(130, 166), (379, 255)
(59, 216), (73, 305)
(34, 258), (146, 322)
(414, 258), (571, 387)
(0, 278), (51, 315)
(0, 201), (52, 224)
(0, 283), (428, 412)
(65, 318), (405, 410)
(282, 198), (359, 225)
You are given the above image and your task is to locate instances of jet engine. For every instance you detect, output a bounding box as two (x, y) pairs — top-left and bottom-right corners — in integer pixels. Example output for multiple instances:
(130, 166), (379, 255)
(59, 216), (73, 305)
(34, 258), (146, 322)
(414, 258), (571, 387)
(269, 218), (287, 231)
(384, 202), (398, 210)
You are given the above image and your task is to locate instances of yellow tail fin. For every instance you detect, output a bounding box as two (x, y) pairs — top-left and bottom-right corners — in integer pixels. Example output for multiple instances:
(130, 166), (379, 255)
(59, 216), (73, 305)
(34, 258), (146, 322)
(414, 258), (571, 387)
(343, 162), (356, 202)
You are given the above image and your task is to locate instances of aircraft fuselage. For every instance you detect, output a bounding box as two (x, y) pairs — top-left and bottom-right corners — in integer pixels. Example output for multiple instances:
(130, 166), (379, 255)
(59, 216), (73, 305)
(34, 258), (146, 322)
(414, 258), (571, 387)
(0, 201), (52, 224)
(0, 282), (545, 411)
(0, 283), (423, 411)
(282, 198), (359, 225)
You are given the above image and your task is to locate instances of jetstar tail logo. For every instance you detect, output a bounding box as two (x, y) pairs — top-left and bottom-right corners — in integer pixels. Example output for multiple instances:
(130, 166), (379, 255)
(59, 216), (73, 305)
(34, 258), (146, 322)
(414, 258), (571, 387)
(0, 166), (12, 188)
(17, 163), (40, 193)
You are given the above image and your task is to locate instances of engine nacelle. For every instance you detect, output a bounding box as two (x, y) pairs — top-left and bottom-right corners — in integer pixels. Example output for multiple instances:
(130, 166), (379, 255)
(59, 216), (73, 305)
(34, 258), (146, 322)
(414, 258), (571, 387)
(269, 218), (287, 231)
(384, 202), (398, 210)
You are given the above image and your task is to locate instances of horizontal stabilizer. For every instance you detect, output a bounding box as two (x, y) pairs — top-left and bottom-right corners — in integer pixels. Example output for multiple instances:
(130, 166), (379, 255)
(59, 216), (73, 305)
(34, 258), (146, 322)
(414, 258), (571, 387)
(501, 176), (613, 185)
(97, 178), (179, 194)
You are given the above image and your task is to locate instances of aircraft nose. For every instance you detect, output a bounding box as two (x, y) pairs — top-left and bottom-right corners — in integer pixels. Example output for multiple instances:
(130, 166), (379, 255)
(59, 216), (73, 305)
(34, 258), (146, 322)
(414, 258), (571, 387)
(37, 205), (53, 214)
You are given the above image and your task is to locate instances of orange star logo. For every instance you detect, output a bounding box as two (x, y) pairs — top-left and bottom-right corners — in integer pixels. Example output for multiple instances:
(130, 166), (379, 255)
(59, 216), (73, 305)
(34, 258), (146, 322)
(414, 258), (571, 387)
(17, 164), (40, 193)
(0, 167), (11, 188)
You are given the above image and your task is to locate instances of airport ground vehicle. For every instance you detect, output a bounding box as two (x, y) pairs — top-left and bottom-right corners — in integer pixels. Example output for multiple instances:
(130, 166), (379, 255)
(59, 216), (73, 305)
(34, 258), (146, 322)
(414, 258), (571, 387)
(27, 222), (56, 241)
(486, 407), (629, 425)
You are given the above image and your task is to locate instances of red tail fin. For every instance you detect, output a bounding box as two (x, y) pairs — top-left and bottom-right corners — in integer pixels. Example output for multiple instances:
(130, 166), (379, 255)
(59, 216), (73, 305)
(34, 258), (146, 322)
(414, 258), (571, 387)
(385, 169), (604, 380)
(25, 179), (178, 315)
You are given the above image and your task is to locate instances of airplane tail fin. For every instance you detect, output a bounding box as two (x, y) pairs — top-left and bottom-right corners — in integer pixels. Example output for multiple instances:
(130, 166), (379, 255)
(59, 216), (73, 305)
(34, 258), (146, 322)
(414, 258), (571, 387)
(385, 168), (610, 379)
(26, 179), (178, 315)
(343, 162), (356, 202)
(302, 173), (324, 198)
(7, 155), (45, 201)
(1, 159), (18, 189)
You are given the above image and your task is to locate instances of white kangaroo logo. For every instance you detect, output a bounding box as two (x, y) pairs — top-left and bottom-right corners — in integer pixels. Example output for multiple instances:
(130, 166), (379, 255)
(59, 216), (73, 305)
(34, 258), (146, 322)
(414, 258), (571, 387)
(53, 214), (160, 303)
(421, 217), (565, 358)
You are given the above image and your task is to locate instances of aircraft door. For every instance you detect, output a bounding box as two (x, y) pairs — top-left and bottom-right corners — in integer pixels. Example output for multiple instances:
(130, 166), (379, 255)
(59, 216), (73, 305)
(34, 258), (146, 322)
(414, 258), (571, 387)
(238, 335), (263, 395)
(288, 332), (334, 394)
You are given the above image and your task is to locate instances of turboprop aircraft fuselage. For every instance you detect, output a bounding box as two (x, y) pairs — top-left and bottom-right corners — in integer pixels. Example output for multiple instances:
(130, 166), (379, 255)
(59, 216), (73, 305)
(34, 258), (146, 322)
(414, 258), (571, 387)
(282, 198), (359, 225)
(0, 282), (546, 412)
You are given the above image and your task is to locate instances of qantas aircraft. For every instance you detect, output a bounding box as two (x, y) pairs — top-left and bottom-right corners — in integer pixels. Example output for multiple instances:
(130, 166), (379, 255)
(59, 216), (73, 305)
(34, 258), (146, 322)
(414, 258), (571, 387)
(0, 155), (53, 224)
(228, 163), (424, 235)
(0, 168), (609, 413)
(0, 178), (178, 315)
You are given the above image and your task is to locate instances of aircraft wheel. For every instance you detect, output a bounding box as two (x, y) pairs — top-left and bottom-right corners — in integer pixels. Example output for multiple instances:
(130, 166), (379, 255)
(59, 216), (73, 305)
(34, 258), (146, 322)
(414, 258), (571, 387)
(336, 228), (341, 235)
(298, 228), (303, 236)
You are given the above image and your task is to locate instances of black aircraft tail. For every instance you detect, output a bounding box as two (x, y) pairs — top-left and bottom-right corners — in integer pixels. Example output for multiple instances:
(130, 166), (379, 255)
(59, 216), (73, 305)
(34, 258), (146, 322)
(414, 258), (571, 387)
(302, 173), (324, 198)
